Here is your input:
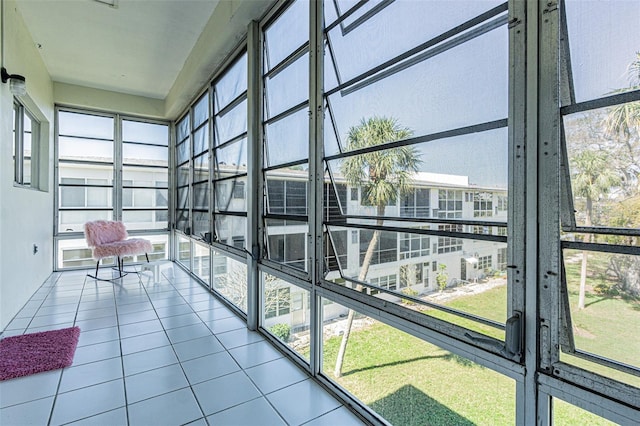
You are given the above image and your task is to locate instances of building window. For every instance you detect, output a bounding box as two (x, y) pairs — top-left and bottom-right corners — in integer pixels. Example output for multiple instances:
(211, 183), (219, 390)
(399, 231), (430, 259)
(477, 255), (492, 271)
(473, 192), (493, 217)
(265, 286), (291, 319)
(267, 179), (307, 215)
(359, 230), (397, 265)
(401, 188), (430, 217)
(232, 181), (245, 199)
(350, 187), (358, 201)
(472, 225), (491, 235)
(437, 190), (463, 218)
(496, 195), (508, 213)
(497, 248), (507, 270)
(399, 262), (427, 288)
(437, 224), (463, 253)
(13, 99), (40, 188)
(268, 233), (306, 269)
(369, 274), (397, 295)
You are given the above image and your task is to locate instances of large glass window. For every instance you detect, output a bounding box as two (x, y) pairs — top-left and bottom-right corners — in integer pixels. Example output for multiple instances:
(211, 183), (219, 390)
(13, 99), (40, 188)
(55, 108), (169, 269)
(163, 1), (640, 423)
(262, 0), (310, 274)
(556, 0), (640, 393)
(213, 51), (248, 250)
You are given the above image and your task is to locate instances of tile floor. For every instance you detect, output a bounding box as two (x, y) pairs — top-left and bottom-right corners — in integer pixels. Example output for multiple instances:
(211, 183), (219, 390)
(0, 263), (365, 426)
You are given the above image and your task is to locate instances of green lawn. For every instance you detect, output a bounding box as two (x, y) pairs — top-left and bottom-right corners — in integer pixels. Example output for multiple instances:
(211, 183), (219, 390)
(316, 256), (637, 425)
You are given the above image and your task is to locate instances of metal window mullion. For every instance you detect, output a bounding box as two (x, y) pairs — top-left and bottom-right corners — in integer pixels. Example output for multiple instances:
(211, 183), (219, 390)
(208, 85), (214, 249)
(14, 102), (24, 185)
(53, 107), (61, 269)
(309, 0), (324, 377)
(508, 0), (529, 423)
(114, 114), (123, 221)
(537, 1), (561, 425)
(247, 20), (264, 331)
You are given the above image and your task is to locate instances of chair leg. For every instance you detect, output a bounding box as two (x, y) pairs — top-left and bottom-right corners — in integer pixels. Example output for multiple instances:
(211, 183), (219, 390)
(88, 259), (120, 282)
(117, 256), (123, 277)
(145, 253), (150, 263)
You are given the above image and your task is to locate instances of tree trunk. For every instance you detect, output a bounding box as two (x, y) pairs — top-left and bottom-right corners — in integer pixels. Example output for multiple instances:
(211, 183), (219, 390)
(578, 251), (588, 309)
(334, 207), (385, 378)
(578, 197), (592, 310)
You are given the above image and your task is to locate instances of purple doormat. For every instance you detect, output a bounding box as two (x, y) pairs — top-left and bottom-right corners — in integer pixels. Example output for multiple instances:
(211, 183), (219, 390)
(0, 326), (80, 381)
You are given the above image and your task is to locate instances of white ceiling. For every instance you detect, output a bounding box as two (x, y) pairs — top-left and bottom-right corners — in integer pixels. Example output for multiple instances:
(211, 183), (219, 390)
(15, 0), (221, 99)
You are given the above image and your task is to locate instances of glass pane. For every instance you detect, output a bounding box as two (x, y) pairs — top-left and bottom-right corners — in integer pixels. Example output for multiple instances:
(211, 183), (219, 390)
(59, 164), (113, 185)
(193, 182), (209, 210)
(563, 107), (639, 228)
(122, 210), (167, 230)
(122, 166), (168, 188)
(214, 137), (248, 177)
(177, 164), (190, 187)
(215, 99), (247, 144)
(59, 210), (113, 233)
(264, 0), (309, 70)
(215, 177), (247, 212)
(57, 238), (106, 269)
(553, 397), (617, 426)
(265, 174), (308, 216)
(123, 144), (168, 166)
(193, 153), (209, 183)
(122, 120), (168, 146)
(322, 302), (515, 424)
(177, 140), (190, 165)
(326, 28), (508, 153)
(123, 188), (164, 209)
(177, 187), (189, 210)
(265, 52), (308, 119)
(211, 251), (247, 313)
(58, 136), (113, 163)
(214, 53), (248, 110)
(329, 225), (508, 339)
(193, 124), (209, 157)
(193, 242), (210, 284)
(193, 93), (209, 128)
(561, 248), (640, 387)
(325, 0), (503, 84)
(58, 111), (113, 140)
(264, 108), (309, 167)
(177, 115), (190, 142)
(327, 127), (508, 213)
(214, 215), (247, 249)
(176, 209), (189, 234)
(265, 219), (309, 271)
(193, 210), (210, 238)
(177, 235), (191, 269)
(263, 273), (310, 361)
(564, 1), (640, 103)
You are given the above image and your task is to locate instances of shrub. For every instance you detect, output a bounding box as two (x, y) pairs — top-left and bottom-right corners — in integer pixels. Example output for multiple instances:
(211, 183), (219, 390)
(269, 323), (291, 342)
(436, 264), (448, 292)
(401, 287), (419, 305)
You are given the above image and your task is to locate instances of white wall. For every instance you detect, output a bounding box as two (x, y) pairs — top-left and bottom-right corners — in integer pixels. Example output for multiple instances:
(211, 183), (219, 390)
(0, 0), (55, 329)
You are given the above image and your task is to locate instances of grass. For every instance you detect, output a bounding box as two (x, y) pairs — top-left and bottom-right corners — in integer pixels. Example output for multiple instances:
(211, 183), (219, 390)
(314, 253), (637, 425)
(323, 321), (515, 426)
(563, 250), (640, 387)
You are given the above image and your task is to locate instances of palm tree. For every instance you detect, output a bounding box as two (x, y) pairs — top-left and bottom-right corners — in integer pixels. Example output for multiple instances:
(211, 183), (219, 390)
(333, 116), (420, 378)
(571, 150), (620, 309)
(603, 52), (640, 196)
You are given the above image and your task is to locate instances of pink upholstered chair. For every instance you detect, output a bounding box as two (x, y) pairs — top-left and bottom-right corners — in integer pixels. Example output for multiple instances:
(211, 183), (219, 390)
(84, 220), (153, 280)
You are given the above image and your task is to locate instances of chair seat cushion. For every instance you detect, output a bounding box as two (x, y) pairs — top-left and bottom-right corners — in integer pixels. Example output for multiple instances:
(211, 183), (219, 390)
(92, 238), (153, 260)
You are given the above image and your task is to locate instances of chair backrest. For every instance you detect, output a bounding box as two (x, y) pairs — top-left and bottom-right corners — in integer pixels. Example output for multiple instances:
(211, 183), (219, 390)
(84, 220), (128, 247)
